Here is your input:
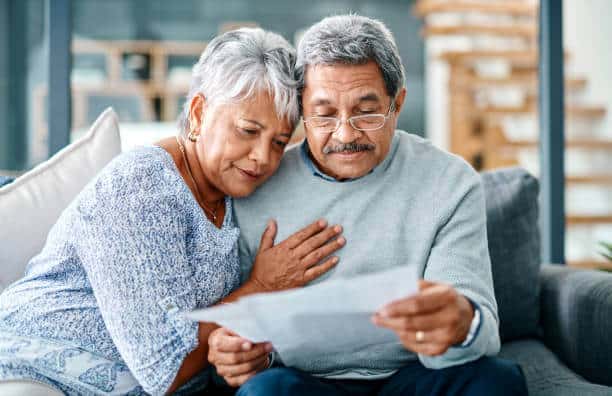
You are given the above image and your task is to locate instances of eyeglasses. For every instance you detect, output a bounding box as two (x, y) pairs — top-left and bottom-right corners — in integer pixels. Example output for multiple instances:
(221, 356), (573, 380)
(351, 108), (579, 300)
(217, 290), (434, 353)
(303, 102), (395, 134)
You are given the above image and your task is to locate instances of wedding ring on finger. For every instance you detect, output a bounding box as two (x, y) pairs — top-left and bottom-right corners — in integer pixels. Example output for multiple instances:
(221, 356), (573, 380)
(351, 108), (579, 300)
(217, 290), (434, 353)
(415, 330), (425, 343)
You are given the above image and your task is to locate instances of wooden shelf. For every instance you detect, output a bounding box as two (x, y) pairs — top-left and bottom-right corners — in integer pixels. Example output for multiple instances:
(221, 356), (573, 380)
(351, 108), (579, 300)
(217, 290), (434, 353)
(503, 139), (612, 150)
(442, 50), (536, 62)
(569, 260), (612, 271)
(440, 50), (571, 67)
(413, 0), (537, 17)
(34, 39), (209, 132)
(70, 82), (190, 96)
(453, 76), (587, 91)
(566, 106), (608, 118)
(422, 24), (536, 38)
(567, 215), (612, 225)
(481, 105), (607, 117)
(566, 175), (612, 185)
(72, 39), (208, 55)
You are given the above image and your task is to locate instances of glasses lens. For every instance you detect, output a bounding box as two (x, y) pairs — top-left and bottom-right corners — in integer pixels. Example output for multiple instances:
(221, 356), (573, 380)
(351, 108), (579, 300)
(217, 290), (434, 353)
(351, 115), (385, 131)
(307, 117), (338, 134)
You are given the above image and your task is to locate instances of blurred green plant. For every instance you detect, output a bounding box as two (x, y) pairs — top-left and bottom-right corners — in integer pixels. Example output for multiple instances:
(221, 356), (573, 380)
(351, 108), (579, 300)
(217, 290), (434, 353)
(599, 241), (612, 264)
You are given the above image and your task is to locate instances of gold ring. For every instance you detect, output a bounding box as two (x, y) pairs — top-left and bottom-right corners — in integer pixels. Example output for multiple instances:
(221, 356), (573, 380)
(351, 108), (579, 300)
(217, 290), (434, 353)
(415, 330), (425, 343)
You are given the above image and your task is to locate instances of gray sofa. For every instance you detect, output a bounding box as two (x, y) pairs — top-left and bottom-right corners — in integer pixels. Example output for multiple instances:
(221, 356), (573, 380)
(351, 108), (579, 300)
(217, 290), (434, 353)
(481, 167), (612, 395)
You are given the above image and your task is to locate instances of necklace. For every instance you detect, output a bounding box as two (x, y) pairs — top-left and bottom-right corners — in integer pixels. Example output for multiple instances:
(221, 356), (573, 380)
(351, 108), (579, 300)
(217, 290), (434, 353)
(175, 135), (222, 222)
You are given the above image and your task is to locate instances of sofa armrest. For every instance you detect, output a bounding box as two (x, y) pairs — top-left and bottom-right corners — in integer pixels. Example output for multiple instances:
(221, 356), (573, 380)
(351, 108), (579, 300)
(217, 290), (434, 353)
(539, 263), (612, 386)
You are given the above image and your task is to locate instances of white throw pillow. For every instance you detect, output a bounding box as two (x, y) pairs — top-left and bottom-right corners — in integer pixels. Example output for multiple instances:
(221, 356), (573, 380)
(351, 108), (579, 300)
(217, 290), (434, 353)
(0, 108), (122, 291)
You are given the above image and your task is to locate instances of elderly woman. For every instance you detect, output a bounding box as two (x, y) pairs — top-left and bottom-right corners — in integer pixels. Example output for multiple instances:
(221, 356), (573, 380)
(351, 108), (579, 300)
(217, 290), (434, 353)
(0, 28), (344, 395)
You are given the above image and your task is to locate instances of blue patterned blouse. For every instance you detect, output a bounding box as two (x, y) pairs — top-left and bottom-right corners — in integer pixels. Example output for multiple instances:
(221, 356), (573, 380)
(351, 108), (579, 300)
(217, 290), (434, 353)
(0, 146), (241, 395)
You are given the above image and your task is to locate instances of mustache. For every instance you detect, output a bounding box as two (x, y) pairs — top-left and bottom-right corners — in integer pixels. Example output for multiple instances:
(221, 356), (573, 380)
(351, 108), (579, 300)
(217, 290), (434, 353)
(323, 142), (375, 154)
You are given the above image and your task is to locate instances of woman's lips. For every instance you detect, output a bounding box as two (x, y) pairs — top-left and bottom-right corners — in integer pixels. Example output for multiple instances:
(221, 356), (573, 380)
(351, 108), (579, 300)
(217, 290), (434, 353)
(237, 167), (263, 180)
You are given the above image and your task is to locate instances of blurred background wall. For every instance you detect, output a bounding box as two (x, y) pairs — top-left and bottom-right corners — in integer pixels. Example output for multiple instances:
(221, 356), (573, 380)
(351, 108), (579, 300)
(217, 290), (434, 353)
(0, 0), (424, 171)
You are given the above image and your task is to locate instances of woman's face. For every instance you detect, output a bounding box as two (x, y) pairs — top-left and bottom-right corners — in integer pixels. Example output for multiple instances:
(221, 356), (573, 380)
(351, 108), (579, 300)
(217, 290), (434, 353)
(190, 91), (294, 198)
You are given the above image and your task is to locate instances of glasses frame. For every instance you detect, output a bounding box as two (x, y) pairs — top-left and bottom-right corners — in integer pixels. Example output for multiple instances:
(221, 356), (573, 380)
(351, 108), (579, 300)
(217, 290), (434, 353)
(303, 101), (396, 134)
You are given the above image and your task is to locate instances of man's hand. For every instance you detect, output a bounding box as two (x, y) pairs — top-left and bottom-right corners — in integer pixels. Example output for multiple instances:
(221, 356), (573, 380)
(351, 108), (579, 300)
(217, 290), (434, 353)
(208, 327), (273, 387)
(372, 280), (474, 356)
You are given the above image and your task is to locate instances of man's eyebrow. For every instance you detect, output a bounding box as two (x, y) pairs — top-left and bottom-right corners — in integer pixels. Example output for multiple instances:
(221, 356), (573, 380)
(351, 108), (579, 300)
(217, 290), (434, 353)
(278, 132), (292, 138)
(309, 97), (332, 106)
(240, 119), (265, 129)
(358, 93), (382, 102)
(308, 93), (382, 107)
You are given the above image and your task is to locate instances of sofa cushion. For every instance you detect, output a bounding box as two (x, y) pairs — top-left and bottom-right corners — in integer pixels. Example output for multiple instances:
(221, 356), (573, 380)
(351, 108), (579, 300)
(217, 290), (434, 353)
(0, 108), (121, 291)
(481, 167), (541, 341)
(499, 339), (612, 396)
(0, 176), (14, 187)
(540, 264), (612, 386)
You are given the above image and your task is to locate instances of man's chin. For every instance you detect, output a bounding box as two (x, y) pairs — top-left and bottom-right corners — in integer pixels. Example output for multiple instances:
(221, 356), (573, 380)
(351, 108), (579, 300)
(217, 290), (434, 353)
(327, 150), (372, 163)
(328, 165), (373, 180)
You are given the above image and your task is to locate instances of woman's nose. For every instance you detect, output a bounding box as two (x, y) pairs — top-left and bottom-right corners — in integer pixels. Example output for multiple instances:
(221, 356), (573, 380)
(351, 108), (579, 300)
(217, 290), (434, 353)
(251, 140), (271, 167)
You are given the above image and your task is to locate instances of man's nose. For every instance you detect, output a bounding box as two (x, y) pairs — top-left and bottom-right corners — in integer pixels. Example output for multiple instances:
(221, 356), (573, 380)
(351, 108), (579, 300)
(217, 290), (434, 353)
(333, 119), (362, 143)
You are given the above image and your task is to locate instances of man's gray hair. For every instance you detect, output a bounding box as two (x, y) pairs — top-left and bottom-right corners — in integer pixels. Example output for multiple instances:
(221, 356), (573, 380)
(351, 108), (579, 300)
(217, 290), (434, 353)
(296, 15), (405, 99)
(179, 28), (299, 135)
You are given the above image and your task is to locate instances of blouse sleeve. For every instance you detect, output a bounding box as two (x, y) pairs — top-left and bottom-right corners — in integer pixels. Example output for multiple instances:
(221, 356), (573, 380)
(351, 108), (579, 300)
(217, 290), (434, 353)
(74, 157), (202, 395)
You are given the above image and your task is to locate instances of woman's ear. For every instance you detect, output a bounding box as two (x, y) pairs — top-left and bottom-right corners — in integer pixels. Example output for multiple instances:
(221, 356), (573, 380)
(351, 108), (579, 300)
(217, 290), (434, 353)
(188, 93), (208, 134)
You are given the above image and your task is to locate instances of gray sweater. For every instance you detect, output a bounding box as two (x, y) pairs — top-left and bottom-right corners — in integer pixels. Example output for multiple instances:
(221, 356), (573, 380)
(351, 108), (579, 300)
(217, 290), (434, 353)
(233, 130), (500, 379)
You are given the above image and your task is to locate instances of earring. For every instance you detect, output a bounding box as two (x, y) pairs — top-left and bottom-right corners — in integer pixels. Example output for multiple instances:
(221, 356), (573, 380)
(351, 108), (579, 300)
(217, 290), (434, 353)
(188, 130), (199, 142)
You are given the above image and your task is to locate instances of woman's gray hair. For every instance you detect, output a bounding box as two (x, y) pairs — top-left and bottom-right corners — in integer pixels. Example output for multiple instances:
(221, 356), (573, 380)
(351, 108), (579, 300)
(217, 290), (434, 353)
(296, 15), (405, 99)
(179, 28), (299, 135)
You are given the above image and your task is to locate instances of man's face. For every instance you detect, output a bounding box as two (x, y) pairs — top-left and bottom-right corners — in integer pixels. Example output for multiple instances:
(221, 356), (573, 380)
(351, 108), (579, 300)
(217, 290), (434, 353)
(301, 61), (405, 180)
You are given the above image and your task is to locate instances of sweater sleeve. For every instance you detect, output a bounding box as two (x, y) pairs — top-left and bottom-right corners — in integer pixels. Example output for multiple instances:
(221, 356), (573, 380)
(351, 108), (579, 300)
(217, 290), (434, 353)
(74, 158), (201, 395)
(419, 163), (501, 369)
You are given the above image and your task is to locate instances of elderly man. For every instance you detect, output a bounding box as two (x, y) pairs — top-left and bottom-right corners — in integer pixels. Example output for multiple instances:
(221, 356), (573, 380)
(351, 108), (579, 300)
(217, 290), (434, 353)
(208, 15), (527, 396)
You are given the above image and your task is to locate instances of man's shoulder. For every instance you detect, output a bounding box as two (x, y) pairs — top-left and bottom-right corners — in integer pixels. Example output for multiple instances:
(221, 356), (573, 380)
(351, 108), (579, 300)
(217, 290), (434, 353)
(394, 131), (477, 180)
(260, 142), (304, 190)
(282, 141), (304, 167)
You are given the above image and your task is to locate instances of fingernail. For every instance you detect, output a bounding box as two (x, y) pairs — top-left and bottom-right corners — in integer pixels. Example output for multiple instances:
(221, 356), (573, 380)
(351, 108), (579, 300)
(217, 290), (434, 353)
(379, 308), (390, 318)
(242, 342), (251, 351)
(332, 256), (339, 263)
(337, 236), (345, 245)
(319, 219), (327, 227)
(265, 343), (273, 352)
(334, 225), (342, 233)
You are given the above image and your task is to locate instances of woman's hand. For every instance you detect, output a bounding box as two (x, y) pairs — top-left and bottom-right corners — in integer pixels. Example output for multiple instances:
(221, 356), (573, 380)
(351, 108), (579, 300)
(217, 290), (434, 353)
(248, 219), (345, 292)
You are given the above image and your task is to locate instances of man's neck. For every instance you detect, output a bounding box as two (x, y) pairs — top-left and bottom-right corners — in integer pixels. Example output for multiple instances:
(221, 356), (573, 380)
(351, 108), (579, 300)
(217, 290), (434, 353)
(306, 150), (348, 181)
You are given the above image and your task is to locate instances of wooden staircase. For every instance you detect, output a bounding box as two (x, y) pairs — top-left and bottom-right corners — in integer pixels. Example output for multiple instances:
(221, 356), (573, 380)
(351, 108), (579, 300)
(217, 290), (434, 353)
(414, 0), (612, 269)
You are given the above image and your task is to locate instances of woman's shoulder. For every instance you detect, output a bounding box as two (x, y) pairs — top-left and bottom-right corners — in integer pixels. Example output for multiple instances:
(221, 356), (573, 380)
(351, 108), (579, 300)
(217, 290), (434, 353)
(96, 146), (179, 192)
(105, 145), (174, 175)
(79, 145), (186, 215)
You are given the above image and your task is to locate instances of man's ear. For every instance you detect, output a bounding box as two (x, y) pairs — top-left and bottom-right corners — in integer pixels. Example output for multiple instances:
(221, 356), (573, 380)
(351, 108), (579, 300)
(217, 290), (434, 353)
(188, 93), (208, 133)
(393, 88), (407, 116)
